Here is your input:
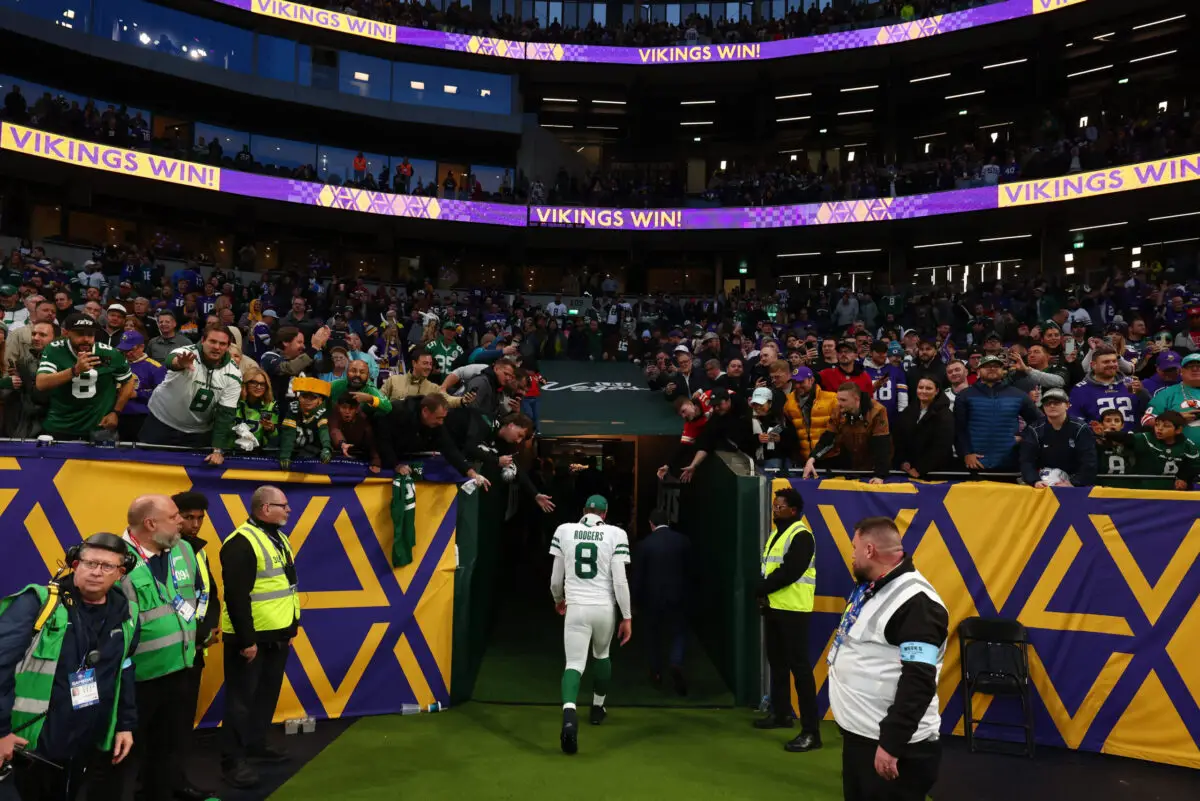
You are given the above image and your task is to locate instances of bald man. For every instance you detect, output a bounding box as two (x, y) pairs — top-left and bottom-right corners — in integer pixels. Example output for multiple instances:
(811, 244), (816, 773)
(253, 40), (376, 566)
(827, 517), (948, 801)
(117, 494), (202, 801)
(218, 485), (301, 789)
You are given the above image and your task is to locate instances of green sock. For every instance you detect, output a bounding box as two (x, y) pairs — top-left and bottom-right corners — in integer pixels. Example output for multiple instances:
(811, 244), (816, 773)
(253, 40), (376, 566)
(592, 657), (612, 698)
(561, 669), (582, 706)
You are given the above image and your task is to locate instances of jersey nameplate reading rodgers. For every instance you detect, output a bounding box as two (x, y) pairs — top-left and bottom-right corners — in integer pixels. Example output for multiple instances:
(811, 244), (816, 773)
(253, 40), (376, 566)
(550, 517), (631, 606)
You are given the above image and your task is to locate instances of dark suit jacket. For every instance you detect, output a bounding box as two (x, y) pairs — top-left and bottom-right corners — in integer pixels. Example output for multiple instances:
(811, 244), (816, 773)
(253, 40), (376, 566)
(633, 525), (691, 609)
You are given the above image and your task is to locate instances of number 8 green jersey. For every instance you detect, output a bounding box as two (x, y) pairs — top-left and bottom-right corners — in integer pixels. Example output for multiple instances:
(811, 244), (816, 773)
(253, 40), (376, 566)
(549, 514), (631, 607)
(38, 339), (132, 436)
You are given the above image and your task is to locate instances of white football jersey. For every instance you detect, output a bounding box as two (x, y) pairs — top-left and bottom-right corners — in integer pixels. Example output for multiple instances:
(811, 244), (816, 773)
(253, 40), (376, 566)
(550, 514), (630, 607)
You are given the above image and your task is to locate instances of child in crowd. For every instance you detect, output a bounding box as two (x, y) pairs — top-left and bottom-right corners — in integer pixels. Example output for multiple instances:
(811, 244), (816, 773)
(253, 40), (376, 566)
(1094, 408), (1133, 486)
(1101, 410), (1199, 490)
(329, 394), (381, 473)
(278, 376), (332, 470)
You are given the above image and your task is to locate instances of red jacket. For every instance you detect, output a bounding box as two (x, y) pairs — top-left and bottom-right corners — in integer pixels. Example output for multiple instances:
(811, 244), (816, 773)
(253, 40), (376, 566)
(680, 390), (714, 444)
(819, 365), (874, 394)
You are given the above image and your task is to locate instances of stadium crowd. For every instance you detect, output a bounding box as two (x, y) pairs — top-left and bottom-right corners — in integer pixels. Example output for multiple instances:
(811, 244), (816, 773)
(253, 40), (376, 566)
(2, 241), (1199, 491)
(317, 0), (996, 46)
(6, 81), (1195, 210)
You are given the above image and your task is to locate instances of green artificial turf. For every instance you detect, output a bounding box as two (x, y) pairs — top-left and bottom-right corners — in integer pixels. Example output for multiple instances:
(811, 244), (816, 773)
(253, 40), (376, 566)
(271, 705), (845, 801)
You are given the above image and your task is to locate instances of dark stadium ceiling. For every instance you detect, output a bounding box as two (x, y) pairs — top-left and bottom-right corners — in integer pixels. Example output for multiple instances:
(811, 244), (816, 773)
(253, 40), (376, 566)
(531, 6), (1194, 148)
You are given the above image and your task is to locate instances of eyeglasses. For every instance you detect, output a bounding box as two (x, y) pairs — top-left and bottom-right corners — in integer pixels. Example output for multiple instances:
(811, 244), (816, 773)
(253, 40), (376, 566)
(264, 502), (290, 509)
(246, 380), (268, 387)
(76, 558), (122, 574)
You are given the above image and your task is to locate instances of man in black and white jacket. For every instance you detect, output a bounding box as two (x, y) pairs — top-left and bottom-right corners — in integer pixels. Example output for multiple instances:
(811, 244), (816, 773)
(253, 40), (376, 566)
(828, 516), (949, 801)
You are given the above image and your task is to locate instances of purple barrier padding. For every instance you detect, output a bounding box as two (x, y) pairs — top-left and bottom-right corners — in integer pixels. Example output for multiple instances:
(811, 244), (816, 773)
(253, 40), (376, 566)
(0, 442), (467, 483)
(207, 0), (1083, 65)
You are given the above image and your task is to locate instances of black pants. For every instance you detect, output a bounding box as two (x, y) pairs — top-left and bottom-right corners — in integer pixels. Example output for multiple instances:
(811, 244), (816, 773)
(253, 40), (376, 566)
(124, 670), (192, 801)
(643, 602), (687, 675)
(764, 608), (819, 733)
(222, 641), (289, 765)
(137, 413), (211, 448)
(840, 728), (942, 801)
(173, 662), (206, 791)
(9, 747), (125, 801)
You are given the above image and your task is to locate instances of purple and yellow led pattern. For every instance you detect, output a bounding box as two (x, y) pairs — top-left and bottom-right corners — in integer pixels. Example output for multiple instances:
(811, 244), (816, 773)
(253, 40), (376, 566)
(220, 0), (1086, 65)
(6, 123), (1199, 232)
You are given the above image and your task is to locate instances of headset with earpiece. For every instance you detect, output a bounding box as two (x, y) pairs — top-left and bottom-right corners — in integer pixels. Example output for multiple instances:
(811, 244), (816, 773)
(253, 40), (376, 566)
(62, 531), (137, 576)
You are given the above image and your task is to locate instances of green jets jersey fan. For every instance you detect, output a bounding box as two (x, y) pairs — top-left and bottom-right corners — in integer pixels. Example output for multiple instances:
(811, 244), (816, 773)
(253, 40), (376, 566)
(148, 343), (243, 449)
(427, 324), (465, 379)
(38, 328), (132, 437)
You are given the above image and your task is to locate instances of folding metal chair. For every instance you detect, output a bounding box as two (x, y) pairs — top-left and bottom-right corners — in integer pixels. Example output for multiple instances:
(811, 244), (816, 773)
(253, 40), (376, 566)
(958, 616), (1035, 757)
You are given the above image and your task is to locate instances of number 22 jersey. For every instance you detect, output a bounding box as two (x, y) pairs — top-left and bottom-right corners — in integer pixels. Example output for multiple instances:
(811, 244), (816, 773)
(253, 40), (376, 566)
(550, 515), (631, 607)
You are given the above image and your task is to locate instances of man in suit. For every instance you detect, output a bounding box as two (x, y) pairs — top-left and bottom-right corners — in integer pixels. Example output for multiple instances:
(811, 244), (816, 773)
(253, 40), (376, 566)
(633, 509), (691, 695)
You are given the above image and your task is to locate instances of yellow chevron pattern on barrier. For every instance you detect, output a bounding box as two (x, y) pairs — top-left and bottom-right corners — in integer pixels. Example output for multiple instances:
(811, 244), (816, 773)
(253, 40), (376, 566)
(776, 478), (1200, 769)
(0, 451), (460, 724)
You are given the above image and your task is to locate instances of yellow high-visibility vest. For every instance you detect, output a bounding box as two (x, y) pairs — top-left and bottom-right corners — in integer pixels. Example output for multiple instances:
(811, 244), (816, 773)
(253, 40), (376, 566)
(761, 520), (816, 612)
(220, 521), (300, 635)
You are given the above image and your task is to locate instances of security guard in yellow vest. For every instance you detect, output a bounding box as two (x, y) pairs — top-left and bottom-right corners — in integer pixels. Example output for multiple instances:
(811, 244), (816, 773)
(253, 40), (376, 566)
(218, 485), (300, 790)
(753, 486), (821, 752)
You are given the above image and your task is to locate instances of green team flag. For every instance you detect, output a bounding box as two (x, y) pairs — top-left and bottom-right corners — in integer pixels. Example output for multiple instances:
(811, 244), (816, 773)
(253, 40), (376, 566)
(391, 473), (417, 567)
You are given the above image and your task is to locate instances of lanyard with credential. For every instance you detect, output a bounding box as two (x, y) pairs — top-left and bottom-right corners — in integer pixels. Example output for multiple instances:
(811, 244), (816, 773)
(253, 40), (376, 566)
(129, 533), (180, 604)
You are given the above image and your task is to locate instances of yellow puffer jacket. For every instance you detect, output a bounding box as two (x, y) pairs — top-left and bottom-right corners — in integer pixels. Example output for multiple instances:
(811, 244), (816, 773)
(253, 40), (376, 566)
(783, 385), (837, 462)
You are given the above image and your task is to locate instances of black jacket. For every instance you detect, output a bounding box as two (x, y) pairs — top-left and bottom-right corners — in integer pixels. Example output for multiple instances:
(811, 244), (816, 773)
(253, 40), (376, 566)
(183, 533), (221, 666)
(895, 392), (956, 478)
(0, 576), (139, 761)
(376, 396), (472, 476)
(695, 406), (755, 458)
(219, 518), (299, 651)
(1019, 418), (1098, 486)
(633, 525), (691, 609)
(663, 369), (709, 403)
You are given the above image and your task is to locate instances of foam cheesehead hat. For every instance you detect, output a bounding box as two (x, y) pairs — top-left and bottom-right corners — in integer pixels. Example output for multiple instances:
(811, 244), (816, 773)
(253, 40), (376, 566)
(292, 376), (332, 397)
(584, 495), (608, 512)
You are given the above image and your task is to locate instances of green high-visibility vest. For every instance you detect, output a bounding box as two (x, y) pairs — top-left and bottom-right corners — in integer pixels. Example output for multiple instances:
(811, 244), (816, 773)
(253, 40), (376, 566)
(0, 583), (137, 752)
(220, 521), (300, 636)
(761, 520), (816, 612)
(118, 535), (199, 681)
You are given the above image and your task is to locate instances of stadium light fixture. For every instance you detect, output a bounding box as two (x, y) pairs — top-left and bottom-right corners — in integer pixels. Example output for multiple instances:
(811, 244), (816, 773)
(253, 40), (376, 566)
(1132, 14), (1186, 30)
(819, 128), (828, 134)
(353, 72), (370, 81)
(1132, 247), (1142, 255)
(909, 73), (951, 83)
(840, 85), (879, 93)
(592, 100), (626, 105)
(543, 97), (577, 102)
(837, 109), (874, 116)
(983, 58), (1027, 69)
(945, 90), (985, 100)
(586, 126), (618, 130)
(410, 81), (425, 90)
(979, 121), (1013, 130)
(540, 124), (572, 129)
(979, 234), (1033, 242)
(776, 252), (821, 258)
(958, 110), (968, 116)
(694, 137), (701, 142)
(1093, 32), (1115, 41)
(680, 121), (714, 126)
(775, 93), (813, 100)
(680, 100), (716, 105)
(913, 132), (946, 140)
(836, 248), (882, 254)
(138, 32), (151, 44)
(1129, 50), (1177, 63)
(444, 85), (458, 94)
(1148, 211), (1200, 221)
(1067, 65), (1113, 78)
(914, 241), (963, 249)
(1069, 222), (1127, 232)
(776, 116), (811, 123)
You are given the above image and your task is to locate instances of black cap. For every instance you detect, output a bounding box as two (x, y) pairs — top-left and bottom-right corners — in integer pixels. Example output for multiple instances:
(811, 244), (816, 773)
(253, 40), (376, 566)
(64, 313), (98, 333)
(710, 388), (732, 404)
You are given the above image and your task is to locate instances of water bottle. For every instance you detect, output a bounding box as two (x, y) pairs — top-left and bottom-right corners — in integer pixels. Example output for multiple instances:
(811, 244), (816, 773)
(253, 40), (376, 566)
(401, 703), (422, 715)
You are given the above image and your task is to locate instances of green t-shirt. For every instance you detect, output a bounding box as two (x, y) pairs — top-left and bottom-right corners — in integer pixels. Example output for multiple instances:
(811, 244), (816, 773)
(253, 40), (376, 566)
(38, 339), (132, 436)
(328, 379), (392, 415)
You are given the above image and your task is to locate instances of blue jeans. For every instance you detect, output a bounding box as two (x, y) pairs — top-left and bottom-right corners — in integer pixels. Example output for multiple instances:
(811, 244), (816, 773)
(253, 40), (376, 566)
(521, 397), (540, 432)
